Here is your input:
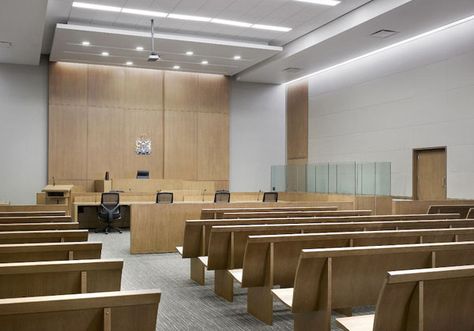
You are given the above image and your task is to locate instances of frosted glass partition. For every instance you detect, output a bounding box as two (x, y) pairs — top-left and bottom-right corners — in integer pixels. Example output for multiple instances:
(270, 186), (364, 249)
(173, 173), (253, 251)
(271, 162), (391, 196)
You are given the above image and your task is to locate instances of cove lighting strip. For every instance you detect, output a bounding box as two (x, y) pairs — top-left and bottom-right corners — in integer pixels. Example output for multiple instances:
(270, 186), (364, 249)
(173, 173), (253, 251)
(284, 13), (474, 85)
(72, 2), (292, 32)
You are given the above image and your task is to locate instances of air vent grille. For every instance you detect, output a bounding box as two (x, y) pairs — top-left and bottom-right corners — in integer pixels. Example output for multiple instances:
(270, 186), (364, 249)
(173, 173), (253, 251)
(283, 67), (301, 73)
(370, 29), (398, 39)
(0, 41), (12, 48)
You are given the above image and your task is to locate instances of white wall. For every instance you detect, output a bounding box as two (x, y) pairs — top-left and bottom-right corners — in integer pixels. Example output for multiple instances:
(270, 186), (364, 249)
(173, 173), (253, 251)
(229, 81), (286, 192)
(0, 58), (48, 203)
(308, 18), (474, 198)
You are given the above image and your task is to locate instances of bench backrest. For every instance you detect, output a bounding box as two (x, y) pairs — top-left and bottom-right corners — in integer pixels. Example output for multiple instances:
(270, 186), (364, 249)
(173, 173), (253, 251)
(0, 289), (161, 331)
(0, 211), (66, 217)
(0, 216), (72, 224)
(467, 207), (474, 219)
(0, 242), (102, 263)
(0, 230), (88, 244)
(373, 265), (474, 331)
(0, 259), (123, 299)
(183, 214), (460, 258)
(428, 204), (474, 218)
(220, 210), (372, 219)
(0, 222), (79, 232)
(239, 227), (474, 288)
(292, 242), (474, 314)
(201, 206), (338, 219)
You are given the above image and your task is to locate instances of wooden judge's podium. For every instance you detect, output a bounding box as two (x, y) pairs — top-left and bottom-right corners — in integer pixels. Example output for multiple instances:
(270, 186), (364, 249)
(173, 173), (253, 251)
(42, 185), (74, 205)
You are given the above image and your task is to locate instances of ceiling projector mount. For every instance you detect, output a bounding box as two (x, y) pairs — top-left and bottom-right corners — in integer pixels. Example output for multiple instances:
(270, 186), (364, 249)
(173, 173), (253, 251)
(148, 19), (160, 62)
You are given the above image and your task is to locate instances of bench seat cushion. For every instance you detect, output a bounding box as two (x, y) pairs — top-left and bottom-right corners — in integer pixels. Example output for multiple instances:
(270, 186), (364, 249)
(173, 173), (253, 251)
(336, 314), (375, 331)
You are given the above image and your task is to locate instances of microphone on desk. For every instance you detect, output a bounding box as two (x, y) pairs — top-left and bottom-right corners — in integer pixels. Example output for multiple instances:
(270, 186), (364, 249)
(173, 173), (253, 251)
(52, 177), (56, 186)
(257, 190), (262, 201)
(202, 189), (207, 202)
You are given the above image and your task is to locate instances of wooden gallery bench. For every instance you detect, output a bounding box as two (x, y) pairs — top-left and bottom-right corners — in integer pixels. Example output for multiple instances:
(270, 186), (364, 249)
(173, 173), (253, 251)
(220, 210), (372, 219)
(0, 222), (80, 231)
(180, 215), (463, 284)
(428, 204), (474, 218)
(201, 206), (338, 219)
(0, 259), (123, 298)
(208, 226), (474, 307)
(0, 216), (73, 223)
(272, 242), (474, 331)
(0, 211), (66, 217)
(0, 242), (102, 263)
(0, 289), (161, 331)
(0, 230), (88, 244)
(337, 265), (474, 331)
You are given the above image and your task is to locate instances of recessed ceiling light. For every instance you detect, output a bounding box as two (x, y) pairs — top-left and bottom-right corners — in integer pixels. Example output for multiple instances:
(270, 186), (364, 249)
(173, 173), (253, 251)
(125, 61), (133, 65)
(101, 51), (109, 56)
(294, 0), (341, 6)
(136, 46), (144, 51)
(173, 65), (180, 70)
(168, 13), (211, 22)
(186, 51), (194, 56)
(81, 41), (90, 46)
(122, 8), (167, 17)
(252, 24), (292, 32)
(72, 2), (121, 12)
(211, 18), (252, 28)
(233, 55), (241, 60)
(201, 60), (208, 65)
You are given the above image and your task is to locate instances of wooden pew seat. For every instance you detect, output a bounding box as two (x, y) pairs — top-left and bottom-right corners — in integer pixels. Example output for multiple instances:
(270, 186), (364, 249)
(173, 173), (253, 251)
(337, 265), (474, 331)
(0, 259), (123, 298)
(0, 290), (161, 331)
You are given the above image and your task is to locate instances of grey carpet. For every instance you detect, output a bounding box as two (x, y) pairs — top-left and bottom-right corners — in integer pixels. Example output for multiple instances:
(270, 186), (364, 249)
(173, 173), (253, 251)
(90, 231), (372, 330)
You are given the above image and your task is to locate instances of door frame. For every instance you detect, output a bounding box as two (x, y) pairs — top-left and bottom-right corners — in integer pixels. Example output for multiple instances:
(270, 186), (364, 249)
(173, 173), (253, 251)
(412, 146), (447, 200)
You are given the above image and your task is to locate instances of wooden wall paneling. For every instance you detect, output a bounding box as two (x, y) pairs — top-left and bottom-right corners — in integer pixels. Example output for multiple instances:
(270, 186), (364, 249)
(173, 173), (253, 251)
(48, 106), (88, 181)
(197, 112), (229, 180)
(87, 65), (125, 108)
(123, 68), (163, 110)
(286, 80), (308, 161)
(198, 74), (229, 113)
(87, 107), (125, 180)
(122, 110), (164, 179)
(164, 71), (199, 111)
(164, 111), (197, 180)
(49, 63), (88, 106)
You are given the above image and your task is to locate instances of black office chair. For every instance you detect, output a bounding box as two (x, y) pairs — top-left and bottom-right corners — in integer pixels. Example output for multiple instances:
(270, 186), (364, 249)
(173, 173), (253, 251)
(96, 192), (122, 234)
(136, 170), (150, 179)
(214, 190), (230, 203)
(263, 192), (278, 202)
(156, 192), (173, 204)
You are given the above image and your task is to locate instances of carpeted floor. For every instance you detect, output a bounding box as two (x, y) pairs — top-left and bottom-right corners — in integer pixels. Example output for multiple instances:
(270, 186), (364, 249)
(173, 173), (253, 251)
(90, 231), (370, 330)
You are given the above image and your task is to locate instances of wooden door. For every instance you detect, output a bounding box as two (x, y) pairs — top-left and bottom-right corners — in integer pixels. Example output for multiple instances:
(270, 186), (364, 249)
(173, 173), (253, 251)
(413, 148), (447, 200)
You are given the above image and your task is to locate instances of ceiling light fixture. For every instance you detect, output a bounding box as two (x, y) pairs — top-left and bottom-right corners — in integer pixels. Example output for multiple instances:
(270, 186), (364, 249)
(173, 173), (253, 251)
(122, 8), (167, 17)
(81, 41), (90, 46)
(252, 24), (292, 32)
(125, 61), (133, 65)
(233, 55), (241, 60)
(186, 51), (194, 56)
(72, 2), (121, 12)
(294, 0), (341, 6)
(101, 51), (109, 56)
(211, 18), (252, 28)
(173, 65), (180, 70)
(147, 19), (161, 62)
(168, 13), (211, 22)
(284, 13), (474, 85)
(201, 60), (209, 65)
(136, 46), (144, 51)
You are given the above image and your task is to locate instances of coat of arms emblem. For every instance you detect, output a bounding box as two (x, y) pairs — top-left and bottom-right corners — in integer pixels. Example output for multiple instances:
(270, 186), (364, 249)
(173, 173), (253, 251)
(135, 135), (151, 155)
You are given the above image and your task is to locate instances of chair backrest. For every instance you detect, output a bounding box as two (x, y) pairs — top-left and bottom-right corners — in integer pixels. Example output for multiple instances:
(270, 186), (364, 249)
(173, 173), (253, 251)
(0, 289), (161, 331)
(181, 216), (468, 258)
(156, 192), (173, 204)
(0, 230), (88, 244)
(136, 170), (150, 179)
(263, 192), (278, 203)
(214, 191), (230, 203)
(101, 192), (120, 207)
(237, 227), (474, 288)
(0, 259), (123, 299)
(0, 242), (102, 263)
(373, 265), (474, 331)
